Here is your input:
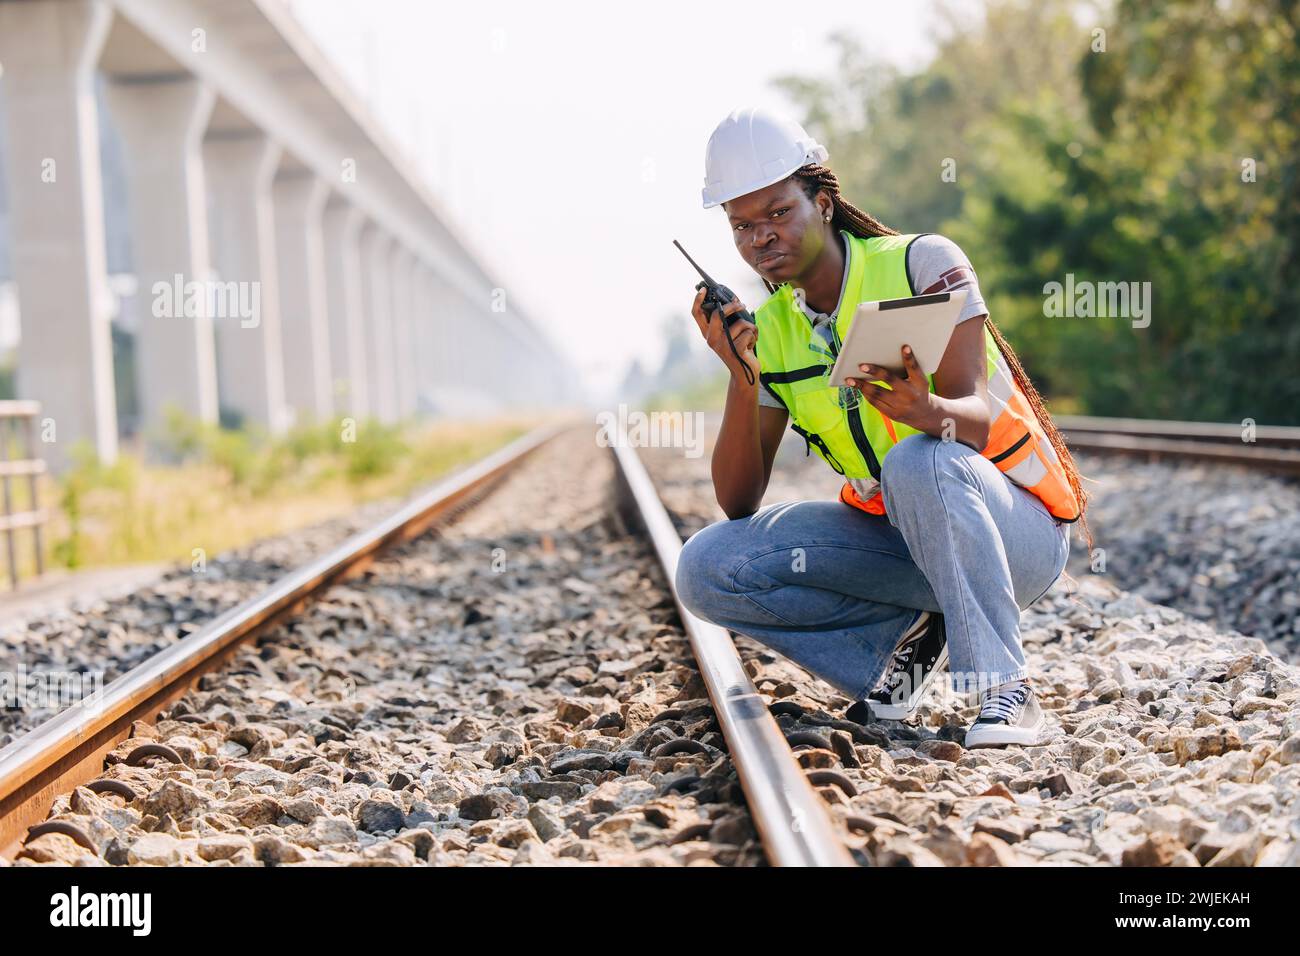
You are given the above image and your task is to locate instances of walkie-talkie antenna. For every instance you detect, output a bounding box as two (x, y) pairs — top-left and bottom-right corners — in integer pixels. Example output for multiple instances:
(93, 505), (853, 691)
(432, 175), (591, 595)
(672, 238), (757, 386)
(673, 239), (716, 286)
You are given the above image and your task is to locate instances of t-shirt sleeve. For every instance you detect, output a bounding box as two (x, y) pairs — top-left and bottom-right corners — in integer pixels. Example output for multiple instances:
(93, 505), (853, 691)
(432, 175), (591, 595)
(906, 234), (988, 325)
(757, 384), (785, 409)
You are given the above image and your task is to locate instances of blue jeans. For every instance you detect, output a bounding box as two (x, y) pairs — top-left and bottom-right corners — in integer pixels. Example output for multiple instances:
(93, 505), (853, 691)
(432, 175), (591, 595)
(674, 433), (1071, 700)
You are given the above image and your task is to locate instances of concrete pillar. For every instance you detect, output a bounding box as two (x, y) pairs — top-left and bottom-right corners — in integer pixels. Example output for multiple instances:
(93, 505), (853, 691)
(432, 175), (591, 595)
(527, 325), (554, 400)
(203, 132), (288, 433)
(412, 264), (439, 412)
(424, 271), (457, 402)
(272, 171), (331, 422)
(388, 247), (418, 419)
(455, 286), (504, 413)
(320, 201), (368, 419)
(0, 0), (117, 467)
(478, 310), (509, 411)
(103, 75), (220, 435)
(438, 276), (471, 407)
(425, 268), (452, 405)
(475, 291), (504, 397)
(357, 226), (397, 423)
(501, 313), (535, 400)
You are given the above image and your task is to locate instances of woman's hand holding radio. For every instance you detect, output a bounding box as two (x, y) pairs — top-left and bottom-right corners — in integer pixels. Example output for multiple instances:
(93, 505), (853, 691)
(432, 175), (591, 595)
(691, 286), (760, 385)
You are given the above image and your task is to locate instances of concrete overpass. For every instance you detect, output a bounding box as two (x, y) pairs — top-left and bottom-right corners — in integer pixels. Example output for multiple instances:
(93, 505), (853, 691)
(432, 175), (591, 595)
(0, 0), (575, 468)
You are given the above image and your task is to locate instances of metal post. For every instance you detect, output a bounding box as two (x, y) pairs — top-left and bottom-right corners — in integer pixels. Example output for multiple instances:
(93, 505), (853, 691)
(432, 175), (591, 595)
(1, 417), (16, 589)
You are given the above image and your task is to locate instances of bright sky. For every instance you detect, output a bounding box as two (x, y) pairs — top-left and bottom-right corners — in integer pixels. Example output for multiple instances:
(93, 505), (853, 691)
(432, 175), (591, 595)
(286, 0), (978, 404)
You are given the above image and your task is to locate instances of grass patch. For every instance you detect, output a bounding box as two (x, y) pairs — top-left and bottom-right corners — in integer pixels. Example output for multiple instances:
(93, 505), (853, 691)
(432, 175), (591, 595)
(9, 412), (539, 577)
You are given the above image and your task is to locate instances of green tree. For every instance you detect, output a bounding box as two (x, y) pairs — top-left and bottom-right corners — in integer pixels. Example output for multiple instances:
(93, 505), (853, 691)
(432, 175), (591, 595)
(776, 0), (1300, 423)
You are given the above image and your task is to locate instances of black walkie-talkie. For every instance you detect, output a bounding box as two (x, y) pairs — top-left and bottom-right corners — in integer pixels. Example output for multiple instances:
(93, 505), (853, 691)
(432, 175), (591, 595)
(673, 239), (757, 386)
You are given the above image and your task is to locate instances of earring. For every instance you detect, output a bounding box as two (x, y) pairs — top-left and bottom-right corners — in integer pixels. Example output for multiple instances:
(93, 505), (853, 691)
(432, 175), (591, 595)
(824, 215), (831, 222)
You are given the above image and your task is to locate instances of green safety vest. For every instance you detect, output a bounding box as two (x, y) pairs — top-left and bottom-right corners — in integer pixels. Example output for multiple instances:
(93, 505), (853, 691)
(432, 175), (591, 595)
(755, 230), (1005, 482)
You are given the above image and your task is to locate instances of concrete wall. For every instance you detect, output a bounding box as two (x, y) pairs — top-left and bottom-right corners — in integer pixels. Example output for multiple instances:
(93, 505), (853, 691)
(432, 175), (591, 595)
(0, 0), (577, 469)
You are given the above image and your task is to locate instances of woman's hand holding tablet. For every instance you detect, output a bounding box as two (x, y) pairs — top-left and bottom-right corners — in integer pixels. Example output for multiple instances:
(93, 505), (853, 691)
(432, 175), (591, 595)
(827, 289), (970, 385)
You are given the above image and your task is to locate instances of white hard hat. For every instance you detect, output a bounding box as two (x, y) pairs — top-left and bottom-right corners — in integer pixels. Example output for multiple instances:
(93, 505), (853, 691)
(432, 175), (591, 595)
(701, 106), (829, 209)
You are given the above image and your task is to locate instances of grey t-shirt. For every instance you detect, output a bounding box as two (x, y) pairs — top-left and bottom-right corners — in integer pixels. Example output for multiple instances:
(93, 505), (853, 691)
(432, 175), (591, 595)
(757, 232), (988, 409)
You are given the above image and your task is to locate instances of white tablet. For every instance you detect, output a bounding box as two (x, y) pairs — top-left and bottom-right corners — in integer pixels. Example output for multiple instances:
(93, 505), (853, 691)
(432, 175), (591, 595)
(826, 288), (969, 387)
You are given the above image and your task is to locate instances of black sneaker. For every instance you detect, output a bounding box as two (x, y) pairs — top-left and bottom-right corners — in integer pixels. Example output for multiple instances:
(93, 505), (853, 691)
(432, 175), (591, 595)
(860, 610), (948, 720)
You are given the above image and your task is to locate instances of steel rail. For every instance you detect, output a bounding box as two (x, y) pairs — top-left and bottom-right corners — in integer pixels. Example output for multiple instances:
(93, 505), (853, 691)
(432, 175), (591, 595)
(0, 420), (569, 857)
(1061, 432), (1300, 475)
(1057, 415), (1300, 449)
(610, 438), (855, 867)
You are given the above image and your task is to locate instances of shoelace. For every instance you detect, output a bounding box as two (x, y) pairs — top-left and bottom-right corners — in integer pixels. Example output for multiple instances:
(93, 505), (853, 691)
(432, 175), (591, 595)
(876, 636), (919, 692)
(978, 682), (1030, 723)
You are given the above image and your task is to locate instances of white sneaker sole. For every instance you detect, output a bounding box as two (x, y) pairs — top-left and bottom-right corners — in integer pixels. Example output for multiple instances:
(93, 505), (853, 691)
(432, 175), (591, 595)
(964, 718), (1053, 749)
(868, 643), (949, 720)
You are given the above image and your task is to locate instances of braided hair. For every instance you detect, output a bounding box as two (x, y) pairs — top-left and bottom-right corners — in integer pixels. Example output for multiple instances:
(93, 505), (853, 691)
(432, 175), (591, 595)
(767, 164), (1094, 550)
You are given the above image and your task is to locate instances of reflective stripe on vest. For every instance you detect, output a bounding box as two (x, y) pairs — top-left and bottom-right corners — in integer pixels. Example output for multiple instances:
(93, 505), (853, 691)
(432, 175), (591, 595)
(754, 230), (1081, 523)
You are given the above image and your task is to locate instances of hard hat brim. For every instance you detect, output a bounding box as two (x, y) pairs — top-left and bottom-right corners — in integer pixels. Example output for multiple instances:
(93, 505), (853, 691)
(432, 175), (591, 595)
(702, 143), (829, 209)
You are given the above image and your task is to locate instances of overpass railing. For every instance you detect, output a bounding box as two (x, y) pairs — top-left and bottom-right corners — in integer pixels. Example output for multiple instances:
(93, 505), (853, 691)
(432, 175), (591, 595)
(0, 401), (47, 589)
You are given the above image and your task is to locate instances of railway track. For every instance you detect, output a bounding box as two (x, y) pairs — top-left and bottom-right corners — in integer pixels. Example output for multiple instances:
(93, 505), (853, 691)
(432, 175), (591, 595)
(0, 420), (858, 867)
(3, 413), (1295, 868)
(611, 442), (851, 865)
(0, 422), (565, 859)
(1056, 415), (1300, 475)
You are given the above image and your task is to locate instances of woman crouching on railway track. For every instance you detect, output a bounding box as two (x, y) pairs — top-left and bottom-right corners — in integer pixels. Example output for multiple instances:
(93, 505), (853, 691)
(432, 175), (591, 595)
(674, 107), (1093, 748)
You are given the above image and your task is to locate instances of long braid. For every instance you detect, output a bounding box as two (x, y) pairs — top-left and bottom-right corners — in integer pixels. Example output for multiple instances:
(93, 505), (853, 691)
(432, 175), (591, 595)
(984, 320), (1094, 552)
(769, 164), (1093, 550)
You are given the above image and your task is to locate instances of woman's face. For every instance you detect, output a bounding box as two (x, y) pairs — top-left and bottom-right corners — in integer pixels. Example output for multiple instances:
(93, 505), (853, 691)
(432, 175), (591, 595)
(724, 177), (832, 284)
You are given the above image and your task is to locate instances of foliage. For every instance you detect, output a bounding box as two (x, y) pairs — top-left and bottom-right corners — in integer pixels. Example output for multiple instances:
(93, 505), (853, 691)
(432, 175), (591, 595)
(775, 0), (1300, 423)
